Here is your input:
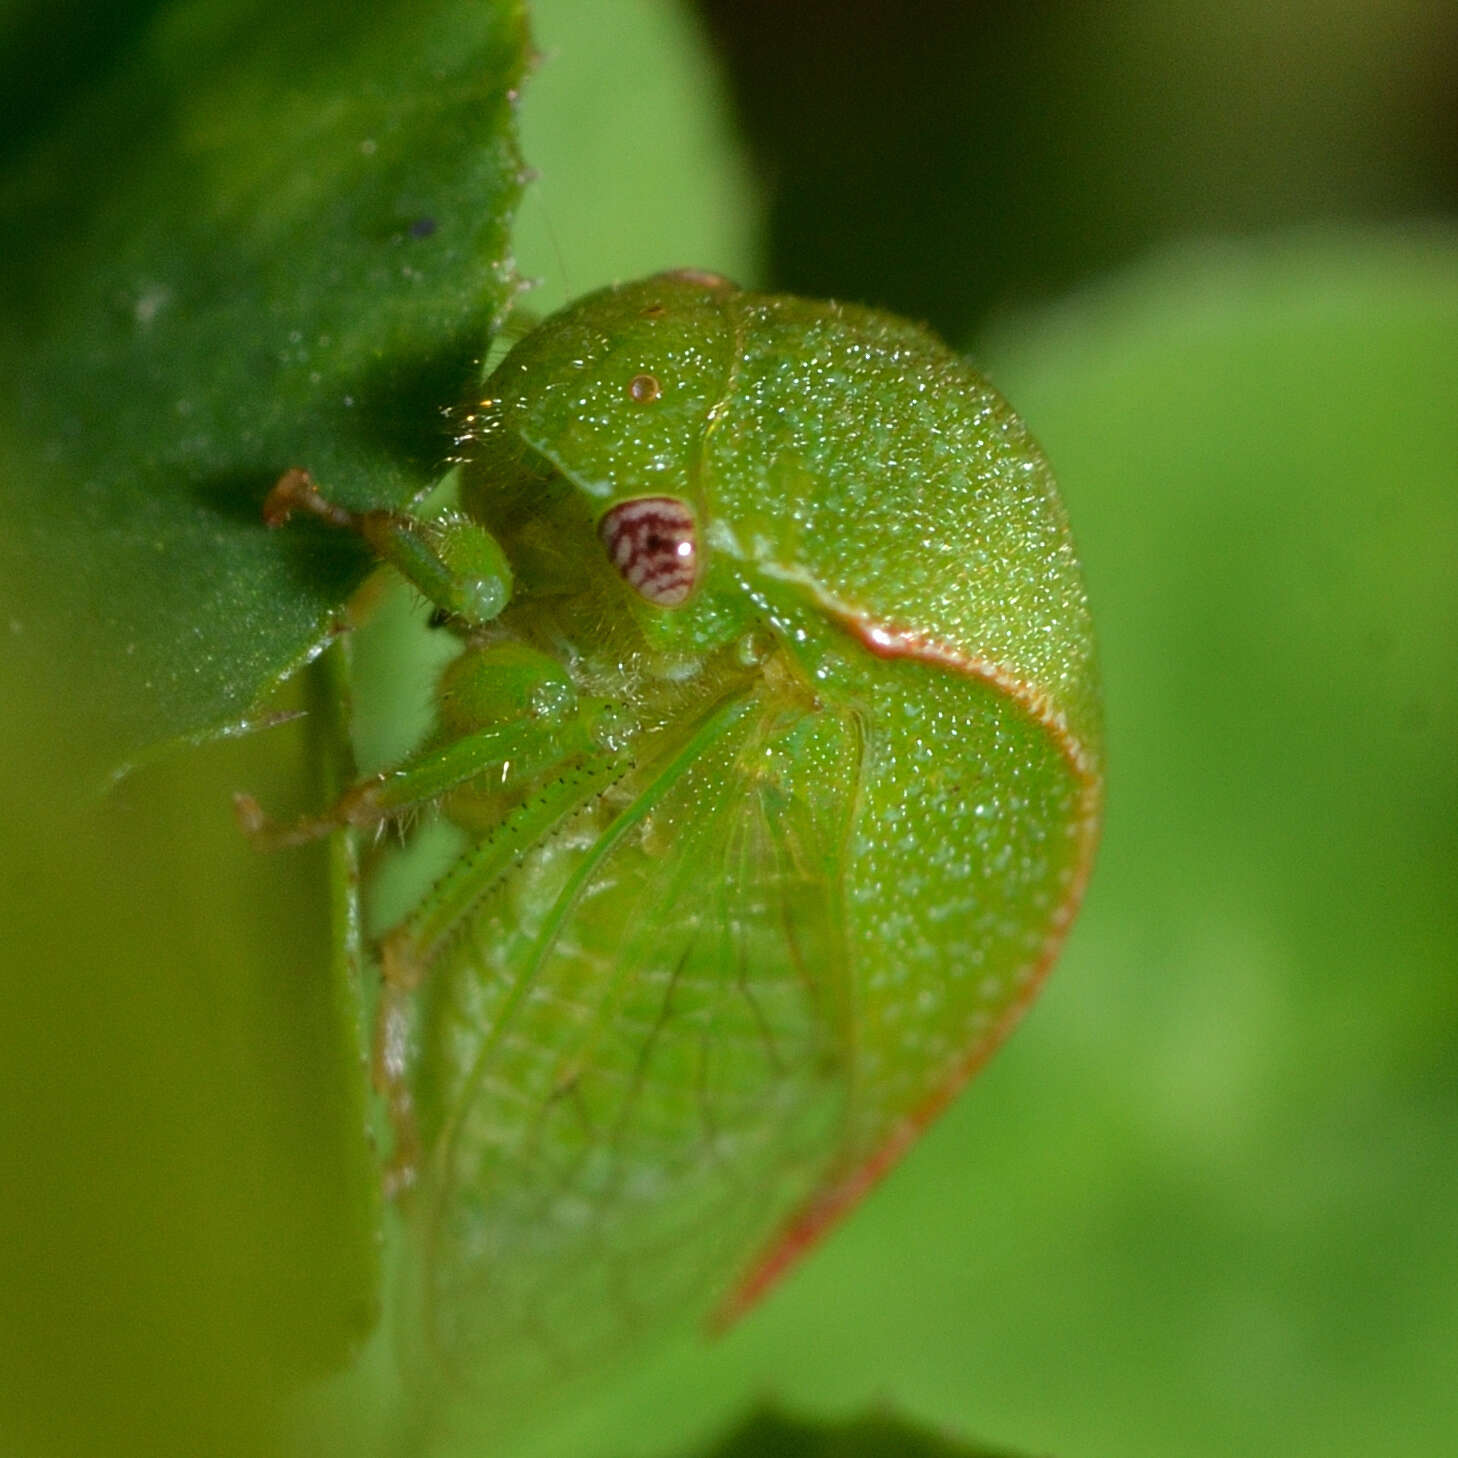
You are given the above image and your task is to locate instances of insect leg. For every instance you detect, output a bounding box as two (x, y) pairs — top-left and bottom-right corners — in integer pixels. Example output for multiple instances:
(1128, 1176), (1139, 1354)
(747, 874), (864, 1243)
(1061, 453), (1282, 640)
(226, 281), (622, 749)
(265, 467), (513, 627)
(235, 694), (615, 848)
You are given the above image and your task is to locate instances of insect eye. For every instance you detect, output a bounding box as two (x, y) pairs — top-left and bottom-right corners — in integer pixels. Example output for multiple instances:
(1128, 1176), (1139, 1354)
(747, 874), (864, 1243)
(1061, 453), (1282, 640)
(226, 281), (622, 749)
(627, 373), (661, 403)
(598, 496), (699, 607)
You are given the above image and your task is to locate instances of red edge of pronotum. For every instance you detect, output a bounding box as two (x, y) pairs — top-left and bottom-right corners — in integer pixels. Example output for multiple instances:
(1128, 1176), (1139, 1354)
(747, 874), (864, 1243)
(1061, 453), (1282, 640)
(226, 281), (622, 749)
(710, 609), (1104, 1331)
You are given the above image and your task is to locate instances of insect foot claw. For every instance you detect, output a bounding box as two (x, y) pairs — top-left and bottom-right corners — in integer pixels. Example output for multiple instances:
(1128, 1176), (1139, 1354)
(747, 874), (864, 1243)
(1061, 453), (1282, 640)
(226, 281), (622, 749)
(232, 791), (335, 850)
(232, 791), (270, 840)
(262, 467), (315, 527)
(262, 467), (355, 531)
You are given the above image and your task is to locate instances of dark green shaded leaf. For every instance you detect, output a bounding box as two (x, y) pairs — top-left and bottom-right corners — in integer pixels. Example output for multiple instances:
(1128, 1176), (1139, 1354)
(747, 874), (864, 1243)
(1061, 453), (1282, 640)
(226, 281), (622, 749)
(0, 0), (530, 762)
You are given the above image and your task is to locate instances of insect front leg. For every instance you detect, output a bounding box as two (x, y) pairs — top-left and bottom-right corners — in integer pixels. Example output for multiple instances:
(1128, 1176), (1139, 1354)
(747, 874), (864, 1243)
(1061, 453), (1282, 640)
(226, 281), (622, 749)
(239, 463), (543, 846)
(264, 467), (513, 628)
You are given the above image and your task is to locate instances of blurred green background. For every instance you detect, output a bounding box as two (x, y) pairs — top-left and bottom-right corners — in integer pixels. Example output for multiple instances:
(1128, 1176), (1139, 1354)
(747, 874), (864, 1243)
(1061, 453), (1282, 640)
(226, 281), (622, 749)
(2, 1), (1455, 1456)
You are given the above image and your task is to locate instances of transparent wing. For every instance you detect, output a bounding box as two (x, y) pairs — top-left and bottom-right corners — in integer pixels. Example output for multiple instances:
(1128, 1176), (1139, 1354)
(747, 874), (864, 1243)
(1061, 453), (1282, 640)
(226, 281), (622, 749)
(405, 685), (863, 1391)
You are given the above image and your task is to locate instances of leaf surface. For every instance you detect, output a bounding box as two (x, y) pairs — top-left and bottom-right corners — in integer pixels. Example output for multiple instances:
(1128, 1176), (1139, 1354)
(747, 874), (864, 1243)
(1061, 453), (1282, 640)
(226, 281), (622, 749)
(0, 0), (531, 761)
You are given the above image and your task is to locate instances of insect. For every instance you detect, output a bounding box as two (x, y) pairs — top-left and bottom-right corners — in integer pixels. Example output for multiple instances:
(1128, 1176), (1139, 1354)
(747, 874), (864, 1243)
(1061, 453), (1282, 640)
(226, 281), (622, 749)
(240, 269), (1102, 1393)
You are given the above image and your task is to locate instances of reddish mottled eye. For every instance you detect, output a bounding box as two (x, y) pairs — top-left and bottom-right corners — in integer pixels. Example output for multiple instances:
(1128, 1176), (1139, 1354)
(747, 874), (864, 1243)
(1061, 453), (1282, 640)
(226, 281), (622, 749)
(598, 496), (699, 607)
(627, 373), (661, 403)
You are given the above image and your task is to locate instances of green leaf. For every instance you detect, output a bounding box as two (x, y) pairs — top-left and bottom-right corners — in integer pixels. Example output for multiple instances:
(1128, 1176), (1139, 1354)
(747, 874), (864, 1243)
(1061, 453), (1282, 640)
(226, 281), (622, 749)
(0, 635), (387, 1458)
(0, 0), (530, 762)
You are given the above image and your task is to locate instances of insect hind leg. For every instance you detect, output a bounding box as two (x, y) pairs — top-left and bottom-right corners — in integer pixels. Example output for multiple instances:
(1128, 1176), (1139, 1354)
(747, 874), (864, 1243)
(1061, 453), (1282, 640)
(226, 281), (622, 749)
(236, 662), (617, 848)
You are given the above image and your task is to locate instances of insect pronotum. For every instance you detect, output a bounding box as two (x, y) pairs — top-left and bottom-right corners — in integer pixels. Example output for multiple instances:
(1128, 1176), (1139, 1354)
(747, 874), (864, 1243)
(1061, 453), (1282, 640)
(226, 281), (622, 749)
(242, 269), (1103, 1391)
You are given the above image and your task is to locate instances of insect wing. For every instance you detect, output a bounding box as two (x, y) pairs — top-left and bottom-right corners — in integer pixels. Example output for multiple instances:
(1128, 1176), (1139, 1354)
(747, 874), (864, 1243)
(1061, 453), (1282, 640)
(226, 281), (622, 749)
(407, 685), (862, 1389)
